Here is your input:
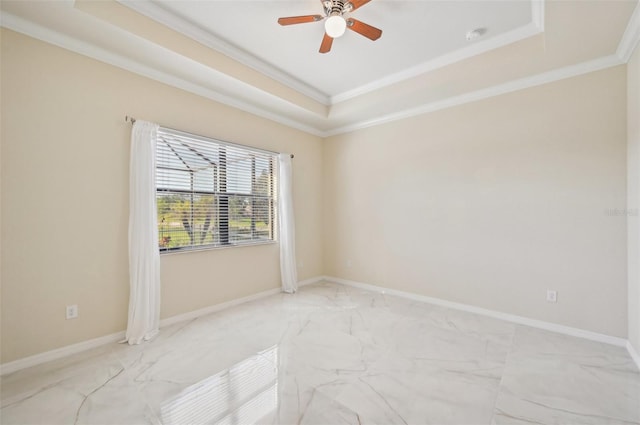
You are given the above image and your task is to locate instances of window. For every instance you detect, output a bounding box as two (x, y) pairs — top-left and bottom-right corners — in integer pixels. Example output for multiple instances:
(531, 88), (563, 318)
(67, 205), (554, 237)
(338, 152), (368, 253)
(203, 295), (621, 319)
(156, 128), (276, 252)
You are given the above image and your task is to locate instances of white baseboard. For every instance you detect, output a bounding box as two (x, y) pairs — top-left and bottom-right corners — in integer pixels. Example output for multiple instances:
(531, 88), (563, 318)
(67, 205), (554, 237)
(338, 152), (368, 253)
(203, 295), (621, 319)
(628, 341), (640, 371)
(1, 276), (325, 376)
(298, 275), (325, 288)
(0, 331), (126, 376)
(2, 275), (633, 375)
(158, 287), (282, 328)
(324, 276), (628, 348)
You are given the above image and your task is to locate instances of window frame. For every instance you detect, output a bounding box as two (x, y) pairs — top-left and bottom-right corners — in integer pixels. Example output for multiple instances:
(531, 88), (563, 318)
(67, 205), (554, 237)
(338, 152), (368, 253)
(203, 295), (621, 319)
(155, 127), (278, 254)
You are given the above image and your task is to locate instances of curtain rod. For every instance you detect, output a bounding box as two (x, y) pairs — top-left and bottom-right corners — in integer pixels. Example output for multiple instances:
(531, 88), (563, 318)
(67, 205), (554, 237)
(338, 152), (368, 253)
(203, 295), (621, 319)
(125, 116), (294, 159)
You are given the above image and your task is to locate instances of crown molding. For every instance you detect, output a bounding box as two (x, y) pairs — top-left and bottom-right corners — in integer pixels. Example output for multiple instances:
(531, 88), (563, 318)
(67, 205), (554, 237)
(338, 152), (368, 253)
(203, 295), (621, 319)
(628, 341), (640, 371)
(117, 0), (331, 106)
(118, 0), (545, 108)
(1, 2), (627, 140)
(0, 12), (327, 137)
(326, 55), (623, 136)
(330, 21), (543, 105)
(617, 1), (640, 63)
(325, 0), (543, 104)
(532, 0), (545, 32)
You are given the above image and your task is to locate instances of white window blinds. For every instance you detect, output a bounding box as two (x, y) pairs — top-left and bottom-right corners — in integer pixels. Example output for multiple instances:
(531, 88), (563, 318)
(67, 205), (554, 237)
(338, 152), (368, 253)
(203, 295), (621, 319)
(156, 128), (277, 252)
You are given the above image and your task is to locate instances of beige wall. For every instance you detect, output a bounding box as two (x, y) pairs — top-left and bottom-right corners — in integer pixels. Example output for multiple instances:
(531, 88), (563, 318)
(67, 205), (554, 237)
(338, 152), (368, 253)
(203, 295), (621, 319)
(0, 29), (324, 363)
(1, 27), (634, 365)
(629, 43), (640, 352)
(324, 66), (628, 337)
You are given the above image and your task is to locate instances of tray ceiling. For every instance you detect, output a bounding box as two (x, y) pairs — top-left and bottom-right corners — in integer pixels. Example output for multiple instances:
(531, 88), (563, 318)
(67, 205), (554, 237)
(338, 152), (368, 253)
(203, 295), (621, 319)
(125, 0), (536, 100)
(1, 0), (638, 136)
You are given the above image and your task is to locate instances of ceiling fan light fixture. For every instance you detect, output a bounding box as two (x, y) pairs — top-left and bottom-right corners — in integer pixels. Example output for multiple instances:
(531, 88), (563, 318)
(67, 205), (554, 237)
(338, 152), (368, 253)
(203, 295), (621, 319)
(325, 15), (347, 38)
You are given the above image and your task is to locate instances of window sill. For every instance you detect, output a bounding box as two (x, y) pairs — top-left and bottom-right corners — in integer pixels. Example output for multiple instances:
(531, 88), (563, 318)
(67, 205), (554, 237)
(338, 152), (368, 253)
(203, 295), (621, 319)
(159, 240), (277, 256)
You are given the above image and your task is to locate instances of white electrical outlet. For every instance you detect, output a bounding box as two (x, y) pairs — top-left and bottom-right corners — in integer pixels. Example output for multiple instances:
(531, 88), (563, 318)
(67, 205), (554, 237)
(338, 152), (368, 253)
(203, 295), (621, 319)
(546, 290), (557, 303)
(298, 261), (304, 269)
(346, 259), (352, 268)
(66, 304), (78, 319)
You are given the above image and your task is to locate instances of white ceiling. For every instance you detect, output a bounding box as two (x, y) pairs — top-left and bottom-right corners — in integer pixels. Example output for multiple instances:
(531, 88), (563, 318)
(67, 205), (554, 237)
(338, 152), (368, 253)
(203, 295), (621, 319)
(1, 0), (639, 136)
(128, 0), (534, 99)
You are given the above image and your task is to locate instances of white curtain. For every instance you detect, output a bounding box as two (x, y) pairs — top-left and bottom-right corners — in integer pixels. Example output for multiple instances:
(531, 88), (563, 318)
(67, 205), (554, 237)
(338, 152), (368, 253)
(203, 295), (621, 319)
(278, 153), (298, 293)
(126, 120), (161, 344)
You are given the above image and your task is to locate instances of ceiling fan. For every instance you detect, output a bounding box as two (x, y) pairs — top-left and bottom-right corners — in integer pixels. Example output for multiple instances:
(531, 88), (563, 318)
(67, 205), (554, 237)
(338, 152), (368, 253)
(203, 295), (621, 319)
(277, 0), (382, 54)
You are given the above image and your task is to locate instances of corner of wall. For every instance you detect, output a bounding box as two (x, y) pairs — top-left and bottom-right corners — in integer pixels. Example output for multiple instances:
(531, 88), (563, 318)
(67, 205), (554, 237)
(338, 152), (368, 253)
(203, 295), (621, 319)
(628, 41), (640, 354)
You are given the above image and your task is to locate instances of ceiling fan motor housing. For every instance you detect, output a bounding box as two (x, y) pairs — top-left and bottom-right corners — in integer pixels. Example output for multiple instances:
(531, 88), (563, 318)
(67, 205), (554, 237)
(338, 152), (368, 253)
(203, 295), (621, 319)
(324, 0), (352, 16)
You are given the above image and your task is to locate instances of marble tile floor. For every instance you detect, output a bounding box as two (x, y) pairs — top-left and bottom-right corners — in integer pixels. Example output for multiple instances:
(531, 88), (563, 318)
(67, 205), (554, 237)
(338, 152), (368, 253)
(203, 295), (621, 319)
(1, 281), (639, 425)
